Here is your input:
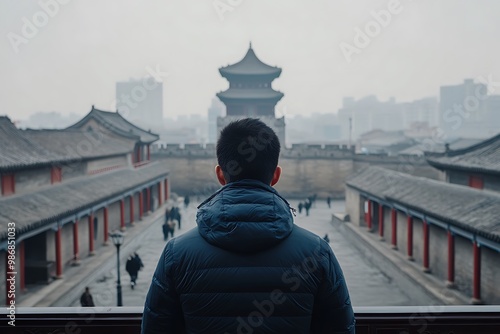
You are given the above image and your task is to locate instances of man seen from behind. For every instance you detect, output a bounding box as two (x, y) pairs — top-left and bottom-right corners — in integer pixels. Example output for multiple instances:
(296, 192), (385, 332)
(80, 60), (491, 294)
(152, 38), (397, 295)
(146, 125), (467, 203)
(142, 118), (355, 333)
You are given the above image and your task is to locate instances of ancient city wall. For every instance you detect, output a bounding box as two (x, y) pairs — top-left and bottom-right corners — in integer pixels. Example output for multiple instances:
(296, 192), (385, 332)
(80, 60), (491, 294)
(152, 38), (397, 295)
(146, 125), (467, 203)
(153, 145), (440, 198)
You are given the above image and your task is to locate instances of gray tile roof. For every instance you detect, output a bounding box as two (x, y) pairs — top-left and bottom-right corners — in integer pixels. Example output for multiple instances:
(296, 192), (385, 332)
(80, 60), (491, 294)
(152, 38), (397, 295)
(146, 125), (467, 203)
(0, 116), (62, 171)
(398, 138), (484, 156)
(346, 166), (500, 243)
(23, 128), (133, 160)
(216, 88), (284, 101)
(219, 46), (281, 77)
(68, 107), (159, 143)
(425, 134), (500, 174)
(0, 116), (135, 171)
(0, 163), (168, 242)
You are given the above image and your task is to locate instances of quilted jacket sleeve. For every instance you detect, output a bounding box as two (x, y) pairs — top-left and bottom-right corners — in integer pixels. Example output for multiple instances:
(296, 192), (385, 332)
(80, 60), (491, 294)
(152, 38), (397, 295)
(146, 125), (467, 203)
(311, 242), (356, 334)
(141, 240), (185, 334)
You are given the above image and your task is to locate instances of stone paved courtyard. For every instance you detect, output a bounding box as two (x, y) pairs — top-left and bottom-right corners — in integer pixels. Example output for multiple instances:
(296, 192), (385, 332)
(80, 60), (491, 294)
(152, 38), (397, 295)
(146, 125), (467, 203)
(70, 198), (422, 307)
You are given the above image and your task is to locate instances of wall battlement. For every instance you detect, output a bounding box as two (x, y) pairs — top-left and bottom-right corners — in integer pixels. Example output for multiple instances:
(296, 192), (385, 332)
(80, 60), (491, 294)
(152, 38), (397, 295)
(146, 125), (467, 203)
(152, 145), (439, 199)
(153, 143), (357, 159)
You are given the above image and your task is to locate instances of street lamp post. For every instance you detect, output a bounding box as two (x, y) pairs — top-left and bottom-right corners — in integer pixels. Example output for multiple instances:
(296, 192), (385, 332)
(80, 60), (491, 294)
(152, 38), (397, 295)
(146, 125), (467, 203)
(109, 231), (124, 306)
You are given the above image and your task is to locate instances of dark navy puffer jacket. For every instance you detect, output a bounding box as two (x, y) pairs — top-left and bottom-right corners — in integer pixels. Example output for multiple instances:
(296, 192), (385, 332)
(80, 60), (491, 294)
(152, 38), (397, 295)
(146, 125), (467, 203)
(142, 180), (355, 334)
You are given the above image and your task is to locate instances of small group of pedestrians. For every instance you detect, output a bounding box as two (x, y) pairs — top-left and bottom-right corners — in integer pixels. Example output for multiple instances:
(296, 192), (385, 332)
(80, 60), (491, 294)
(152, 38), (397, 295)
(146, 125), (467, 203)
(297, 194), (316, 216)
(126, 252), (144, 289)
(162, 206), (182, 241)
(297, 194), (333, 216)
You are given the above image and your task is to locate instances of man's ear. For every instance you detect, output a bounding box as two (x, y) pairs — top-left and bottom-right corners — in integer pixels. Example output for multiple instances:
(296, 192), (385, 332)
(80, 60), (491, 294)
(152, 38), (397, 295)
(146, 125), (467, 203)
(215, 165), (227, 186)
(270, 166), (282, 186)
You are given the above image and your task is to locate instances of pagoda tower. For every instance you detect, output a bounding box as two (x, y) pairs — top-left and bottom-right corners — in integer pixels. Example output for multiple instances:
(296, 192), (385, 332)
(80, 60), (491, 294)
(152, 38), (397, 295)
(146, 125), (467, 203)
(216, 43), (286, 145)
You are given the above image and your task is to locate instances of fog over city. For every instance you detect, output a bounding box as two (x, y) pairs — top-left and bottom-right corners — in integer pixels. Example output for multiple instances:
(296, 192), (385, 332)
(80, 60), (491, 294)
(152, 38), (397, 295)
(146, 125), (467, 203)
(2, 0), (500, 123)
(3, 2), (500, 324)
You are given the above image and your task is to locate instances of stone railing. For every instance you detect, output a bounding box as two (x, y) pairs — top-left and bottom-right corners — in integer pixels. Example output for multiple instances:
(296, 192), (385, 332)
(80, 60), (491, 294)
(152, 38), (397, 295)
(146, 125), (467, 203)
(1, 306), (499, 333)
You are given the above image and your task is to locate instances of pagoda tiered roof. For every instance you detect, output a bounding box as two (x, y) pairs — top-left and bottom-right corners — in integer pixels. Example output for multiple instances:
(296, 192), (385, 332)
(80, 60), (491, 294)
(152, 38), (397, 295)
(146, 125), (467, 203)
(217, 88), (284, 102)
(425, 133), (500, 175)
(219, 45), (281, 78)
(67, 106), (159, 144)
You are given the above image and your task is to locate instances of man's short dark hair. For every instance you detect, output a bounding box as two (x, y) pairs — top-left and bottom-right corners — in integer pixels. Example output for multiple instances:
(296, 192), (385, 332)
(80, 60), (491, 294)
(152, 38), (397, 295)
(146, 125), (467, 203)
(216, 118), (280, 184)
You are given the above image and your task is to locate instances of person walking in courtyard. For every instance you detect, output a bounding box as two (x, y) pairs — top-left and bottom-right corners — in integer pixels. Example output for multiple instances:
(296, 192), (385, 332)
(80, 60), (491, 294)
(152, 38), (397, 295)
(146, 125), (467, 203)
(184, 195), (190, 208)
(126, 252), (144, 289)
(327, 196), (331, 209)
(80, 287), (95, 307)
(142, 118), (355, 334)
(304, 200), (311, 216)
(298, 201), (303, 214)
(169, 206), (181, 229)
(162, 222), (169, 241)
(167, 219), (176, 239)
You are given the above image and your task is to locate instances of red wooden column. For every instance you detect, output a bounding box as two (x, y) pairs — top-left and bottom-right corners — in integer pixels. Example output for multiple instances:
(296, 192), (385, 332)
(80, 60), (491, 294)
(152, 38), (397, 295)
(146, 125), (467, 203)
(139, 191), (144, 220)
(130, 195), (135, 225)
(472, 241), (482, 304)
(367, 200), (372, 231)
(158, 182), (163, 207)
(88, 214), (95, 256)
(407, 215), (414, 261)
(378, 205), (384, 240)
(446, 230), (455, 287)
(147, 187), (151, 213)
(103, 207), (109, 245)
(120, 200), (126, 231)
(55, 224), (63, 278)
(391, 208), (398, 250)
(19, 241), (25, 291)
(164, 179), (169, 201)
(423, 220), (431, 273)
(72, 219), (80, 264)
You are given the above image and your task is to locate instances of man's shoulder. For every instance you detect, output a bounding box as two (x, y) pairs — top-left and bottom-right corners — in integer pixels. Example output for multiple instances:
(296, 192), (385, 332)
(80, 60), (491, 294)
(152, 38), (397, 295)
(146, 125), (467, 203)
(168, 228), (204, 252)
(290, 225), (322, 242)
(287, 225), (332, 255)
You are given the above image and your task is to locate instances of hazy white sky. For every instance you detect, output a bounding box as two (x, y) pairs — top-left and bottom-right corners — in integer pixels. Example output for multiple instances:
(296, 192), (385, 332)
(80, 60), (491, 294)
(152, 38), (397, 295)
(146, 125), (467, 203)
(2, 0), (500, 121)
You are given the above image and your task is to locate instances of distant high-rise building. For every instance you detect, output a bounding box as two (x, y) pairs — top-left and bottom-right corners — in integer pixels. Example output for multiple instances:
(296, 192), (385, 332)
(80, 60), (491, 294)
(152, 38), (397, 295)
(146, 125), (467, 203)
(485, 95), (500, 136)
(439, 79), (489, 139)
(208, 98), (225, 143)
(215, 43), (286, 145)
(116, 78), (163, 131)
(337, 96), (438, 140)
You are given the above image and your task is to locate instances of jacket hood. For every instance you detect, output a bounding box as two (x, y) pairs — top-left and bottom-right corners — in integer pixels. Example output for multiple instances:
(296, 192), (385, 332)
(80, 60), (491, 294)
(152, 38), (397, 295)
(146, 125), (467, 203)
(196, 179), (295, 253)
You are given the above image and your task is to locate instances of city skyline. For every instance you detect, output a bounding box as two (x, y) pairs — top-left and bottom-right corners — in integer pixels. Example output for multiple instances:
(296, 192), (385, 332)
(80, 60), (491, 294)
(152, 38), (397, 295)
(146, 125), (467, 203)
(2, 1), (500, 121)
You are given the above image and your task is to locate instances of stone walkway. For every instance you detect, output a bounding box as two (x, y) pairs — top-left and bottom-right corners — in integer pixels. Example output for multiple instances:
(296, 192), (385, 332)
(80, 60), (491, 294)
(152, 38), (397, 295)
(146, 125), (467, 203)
(69, 198), (431, 307)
